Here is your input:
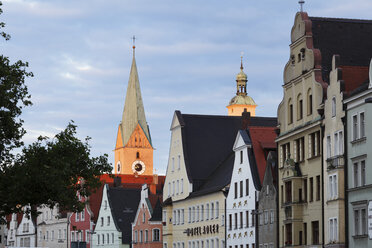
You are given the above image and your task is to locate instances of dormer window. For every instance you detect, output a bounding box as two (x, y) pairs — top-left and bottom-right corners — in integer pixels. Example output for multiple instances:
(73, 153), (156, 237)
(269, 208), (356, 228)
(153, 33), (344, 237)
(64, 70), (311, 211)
(240, 150), (243, 164)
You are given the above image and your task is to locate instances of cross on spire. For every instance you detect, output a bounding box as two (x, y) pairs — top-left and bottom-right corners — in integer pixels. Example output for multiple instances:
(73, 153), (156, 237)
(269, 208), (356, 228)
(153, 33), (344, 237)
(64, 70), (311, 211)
(240, 51), (244, 70)
(299, 0), (305, 12)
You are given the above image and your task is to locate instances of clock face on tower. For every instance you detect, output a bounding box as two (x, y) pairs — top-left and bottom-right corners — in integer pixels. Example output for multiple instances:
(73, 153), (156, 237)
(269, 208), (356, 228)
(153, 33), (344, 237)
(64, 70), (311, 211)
(131, 160), (146, 175)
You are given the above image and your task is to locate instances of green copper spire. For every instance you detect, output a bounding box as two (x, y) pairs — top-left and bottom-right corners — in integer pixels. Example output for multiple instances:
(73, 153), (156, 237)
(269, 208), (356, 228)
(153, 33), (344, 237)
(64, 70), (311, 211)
(120, 45), (151, 147)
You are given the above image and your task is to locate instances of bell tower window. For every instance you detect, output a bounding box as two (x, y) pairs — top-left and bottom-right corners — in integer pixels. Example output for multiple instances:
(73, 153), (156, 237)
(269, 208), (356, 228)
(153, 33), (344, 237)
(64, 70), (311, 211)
(136, 152), (140, 159)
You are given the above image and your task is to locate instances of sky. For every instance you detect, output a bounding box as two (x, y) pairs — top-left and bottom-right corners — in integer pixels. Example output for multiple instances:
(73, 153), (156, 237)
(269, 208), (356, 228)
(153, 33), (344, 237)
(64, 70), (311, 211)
(1, 0), (372, 175)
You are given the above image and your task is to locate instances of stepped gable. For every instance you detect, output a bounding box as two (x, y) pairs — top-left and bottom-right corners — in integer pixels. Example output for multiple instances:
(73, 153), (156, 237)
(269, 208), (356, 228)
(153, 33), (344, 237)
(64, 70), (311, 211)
(177, 110), (277, 195)
(108, 187), (141, 245)
(308, 16), (372, 83)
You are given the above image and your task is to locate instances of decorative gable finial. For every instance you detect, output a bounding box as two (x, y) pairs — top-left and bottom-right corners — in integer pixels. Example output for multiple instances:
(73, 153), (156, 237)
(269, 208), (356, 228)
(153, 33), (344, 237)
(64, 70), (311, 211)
(299, 0), (305, 12)
(369, 58), (372, 89)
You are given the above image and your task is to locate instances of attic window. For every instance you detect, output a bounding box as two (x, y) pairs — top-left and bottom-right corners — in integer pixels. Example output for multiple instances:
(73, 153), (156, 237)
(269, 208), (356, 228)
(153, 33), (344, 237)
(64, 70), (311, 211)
(240, 150), (243, 164)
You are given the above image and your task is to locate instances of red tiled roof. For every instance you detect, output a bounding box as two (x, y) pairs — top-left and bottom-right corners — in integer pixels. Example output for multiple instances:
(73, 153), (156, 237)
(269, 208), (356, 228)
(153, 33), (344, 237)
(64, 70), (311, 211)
(340, 65), (369, 96)
(249, 126), (277, 184)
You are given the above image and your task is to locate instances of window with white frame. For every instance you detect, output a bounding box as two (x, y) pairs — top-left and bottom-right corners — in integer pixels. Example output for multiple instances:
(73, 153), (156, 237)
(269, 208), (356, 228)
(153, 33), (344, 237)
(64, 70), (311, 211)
(81, 210), (85, 221)
(206, 204), (209, 220)
(140, 230), (143, 243)
(153, 229), (160, 241)
(329, 218), (338, 242)
(168, 183), (171, 197)
(352, 112), (366, 141)
(134, 231), (138, 242)
(196, 206), (200, 222)
(182, 209), (184, 224)
(353, 159), (366, 187)
(215, 201), (219, 218)
(145, 230), (148, 242)
(172, 181), (175, 196)
(270, 210), (274, 223)
(163, 210), (167, 223)
(328, 174), (337, 199)
(181, 179), (183, 194)
(360, 112), (365, 138)
(353, 203), (367, 236)
(326, 135), (331, 159)
(192, 206), (195, 222)
(188, 207), (191, 223)
(211, 203), (214, 219)
(176, 180), (179, 195)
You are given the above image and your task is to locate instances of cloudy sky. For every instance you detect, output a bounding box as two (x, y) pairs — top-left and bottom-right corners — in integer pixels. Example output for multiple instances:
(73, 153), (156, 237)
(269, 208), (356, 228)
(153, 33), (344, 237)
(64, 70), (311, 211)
(1, 0), (372, 174)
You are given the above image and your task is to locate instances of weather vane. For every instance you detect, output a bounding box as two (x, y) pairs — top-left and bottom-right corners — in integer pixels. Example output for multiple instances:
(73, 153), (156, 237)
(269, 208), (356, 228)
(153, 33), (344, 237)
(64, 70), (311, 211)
(299, 0), (305, 12)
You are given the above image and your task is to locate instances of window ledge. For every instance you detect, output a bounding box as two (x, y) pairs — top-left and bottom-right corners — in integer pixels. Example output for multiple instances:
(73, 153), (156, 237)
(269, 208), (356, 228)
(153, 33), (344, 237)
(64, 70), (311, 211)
(351, 137), (366, 145)
(308, 154), (321, 161)
(347, 184), (372, 192)
(352, 234), (368, 239)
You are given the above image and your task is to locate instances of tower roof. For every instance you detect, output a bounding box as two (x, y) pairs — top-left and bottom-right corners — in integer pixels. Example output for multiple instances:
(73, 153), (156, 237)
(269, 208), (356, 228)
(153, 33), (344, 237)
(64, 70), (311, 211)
(120, 48), (151, 147)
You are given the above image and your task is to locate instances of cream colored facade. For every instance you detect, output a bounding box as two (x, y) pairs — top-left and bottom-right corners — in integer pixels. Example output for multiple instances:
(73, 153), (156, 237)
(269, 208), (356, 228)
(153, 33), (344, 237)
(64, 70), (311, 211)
(276, 12), (325, 248)
(322, 56), (346, 247)
(162, 113), (225, 248)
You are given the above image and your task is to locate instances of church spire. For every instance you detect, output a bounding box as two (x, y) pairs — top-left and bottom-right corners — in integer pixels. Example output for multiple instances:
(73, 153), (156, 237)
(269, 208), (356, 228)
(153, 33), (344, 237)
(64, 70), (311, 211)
(236, 55), (248, 96)
(120, 45), (151, 147)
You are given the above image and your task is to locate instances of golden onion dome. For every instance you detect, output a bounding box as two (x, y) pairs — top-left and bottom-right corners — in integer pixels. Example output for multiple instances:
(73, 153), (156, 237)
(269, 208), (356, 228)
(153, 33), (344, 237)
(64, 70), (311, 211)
(228, 95), (257, 106)
(236, 69), (247, 81)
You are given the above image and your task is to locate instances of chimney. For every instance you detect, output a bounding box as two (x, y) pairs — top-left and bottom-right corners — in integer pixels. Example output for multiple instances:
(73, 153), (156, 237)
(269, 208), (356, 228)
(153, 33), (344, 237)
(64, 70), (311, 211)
(149, 174), (159, 195)
(241, 109), (251, 129)
(113, 176), (121, 187)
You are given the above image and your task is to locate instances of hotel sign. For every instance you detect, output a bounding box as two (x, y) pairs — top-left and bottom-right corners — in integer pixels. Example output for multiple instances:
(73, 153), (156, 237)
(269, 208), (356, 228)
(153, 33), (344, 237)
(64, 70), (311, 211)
(185, 224), (219, 237)
(368, 201), (372, 239)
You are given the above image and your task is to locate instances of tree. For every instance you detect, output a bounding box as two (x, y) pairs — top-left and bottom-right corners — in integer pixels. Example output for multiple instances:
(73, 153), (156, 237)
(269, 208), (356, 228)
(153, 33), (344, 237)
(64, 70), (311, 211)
(0, 1), (112, 218)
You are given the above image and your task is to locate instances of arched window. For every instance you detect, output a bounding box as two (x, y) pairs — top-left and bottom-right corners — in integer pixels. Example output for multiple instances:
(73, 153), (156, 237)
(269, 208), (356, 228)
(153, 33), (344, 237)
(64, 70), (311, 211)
(117, 161), (121, 172)
(307, 89), (313, 115)
(332, 96), (336, 117)
(297, 94), (303, 120)
(288, 98), (293, 124)
(153, 229), (160, 241)
(136, 152), (140, 159)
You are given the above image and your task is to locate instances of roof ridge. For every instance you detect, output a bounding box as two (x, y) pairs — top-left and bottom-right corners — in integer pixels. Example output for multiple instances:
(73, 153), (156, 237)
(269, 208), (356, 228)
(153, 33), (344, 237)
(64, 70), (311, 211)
(309, 16), (372, 23)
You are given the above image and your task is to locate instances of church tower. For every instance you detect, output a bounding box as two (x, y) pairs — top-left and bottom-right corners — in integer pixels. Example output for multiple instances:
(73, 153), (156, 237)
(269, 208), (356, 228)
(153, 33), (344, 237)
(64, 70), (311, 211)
(227, 57), (257, 116)
(114, 45), (154, 176)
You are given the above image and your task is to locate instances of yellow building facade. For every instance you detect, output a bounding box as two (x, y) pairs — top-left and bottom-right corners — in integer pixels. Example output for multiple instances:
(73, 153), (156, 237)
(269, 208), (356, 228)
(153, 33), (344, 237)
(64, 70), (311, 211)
(276, 12), (327, 247)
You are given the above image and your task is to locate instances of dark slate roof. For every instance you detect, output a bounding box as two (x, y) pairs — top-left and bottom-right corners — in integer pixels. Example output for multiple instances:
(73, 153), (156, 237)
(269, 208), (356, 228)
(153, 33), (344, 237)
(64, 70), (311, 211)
(309, 16), (372, 82)
(107, 187), (141, 245)
(176, 111), (277, 191)
(188, 152), (235, 198)
(149, 198), (162, 222)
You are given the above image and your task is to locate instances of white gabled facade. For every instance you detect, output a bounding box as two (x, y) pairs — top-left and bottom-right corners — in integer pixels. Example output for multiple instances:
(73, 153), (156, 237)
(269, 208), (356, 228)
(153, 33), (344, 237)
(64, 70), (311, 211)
(7, 214), (18, 247)
(16, 208), (36, 248)
(226, 131), (258, 248)
(92, 184), (123, 248)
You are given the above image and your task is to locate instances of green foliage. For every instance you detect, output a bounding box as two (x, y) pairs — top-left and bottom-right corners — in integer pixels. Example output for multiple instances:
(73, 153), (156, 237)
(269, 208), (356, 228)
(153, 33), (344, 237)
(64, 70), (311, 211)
(0, 122), (112, 217)
(0, 1), (113, 218)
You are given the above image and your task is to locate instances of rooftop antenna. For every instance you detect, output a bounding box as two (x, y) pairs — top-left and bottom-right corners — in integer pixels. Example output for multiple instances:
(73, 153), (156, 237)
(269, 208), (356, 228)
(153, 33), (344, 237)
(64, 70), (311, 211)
(299, 0), (305, 12)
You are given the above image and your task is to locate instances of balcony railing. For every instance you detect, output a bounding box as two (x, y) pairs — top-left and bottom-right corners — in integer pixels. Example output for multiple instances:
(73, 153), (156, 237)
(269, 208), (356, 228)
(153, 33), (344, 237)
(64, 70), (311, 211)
(326, 155), (344, 170)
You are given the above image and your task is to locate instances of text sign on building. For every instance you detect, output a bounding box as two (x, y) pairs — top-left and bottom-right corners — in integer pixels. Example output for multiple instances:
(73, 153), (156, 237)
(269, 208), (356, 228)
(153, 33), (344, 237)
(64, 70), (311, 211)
(369, 201), (372, 239)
